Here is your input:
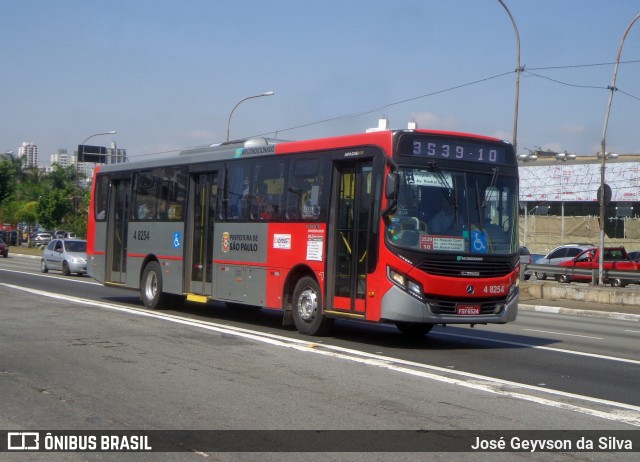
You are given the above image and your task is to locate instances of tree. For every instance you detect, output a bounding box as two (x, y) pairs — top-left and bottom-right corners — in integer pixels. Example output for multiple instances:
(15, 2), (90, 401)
(36, 189), (73, 231)
(0, 155), (23, 205)
(17, 201), (38, 246)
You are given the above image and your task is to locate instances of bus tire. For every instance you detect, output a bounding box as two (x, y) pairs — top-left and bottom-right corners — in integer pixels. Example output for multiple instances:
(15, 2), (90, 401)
(292, 276), (332, 335)
(395, 322), (433, 337)
(141, 261), (168, 309)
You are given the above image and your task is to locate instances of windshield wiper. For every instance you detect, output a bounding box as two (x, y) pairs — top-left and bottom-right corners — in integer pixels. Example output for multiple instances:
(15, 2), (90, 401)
(427, 161), (457, 208)
(481, 167), (499, 208)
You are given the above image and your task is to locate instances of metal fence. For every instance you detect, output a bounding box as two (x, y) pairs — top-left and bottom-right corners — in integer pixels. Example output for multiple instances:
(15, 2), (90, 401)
(523, 263), (640, 286)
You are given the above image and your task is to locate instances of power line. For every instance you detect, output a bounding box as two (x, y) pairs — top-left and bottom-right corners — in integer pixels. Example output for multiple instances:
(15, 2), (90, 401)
(527, 59), (640, 71)
(253, 71), (515, 137)
(523, 70), (607, 90)
(129, 60), (640, 159)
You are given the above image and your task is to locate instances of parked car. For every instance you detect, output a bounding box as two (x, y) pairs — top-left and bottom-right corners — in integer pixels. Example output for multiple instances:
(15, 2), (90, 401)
(31, 232), (53, 246)
(534, 243), (595, 280)
(628, 251), (640, 262)
(519, 246), (532, 280)
(0, 237), (8, 258)
(41, 239), (87, 276)
(0, 230), (18, 246)
(556, 246), (638, 287)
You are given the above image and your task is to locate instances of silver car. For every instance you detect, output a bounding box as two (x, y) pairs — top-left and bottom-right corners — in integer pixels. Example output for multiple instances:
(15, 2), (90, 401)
(41, 239), (87, 276)
(534, 243), (594, 280)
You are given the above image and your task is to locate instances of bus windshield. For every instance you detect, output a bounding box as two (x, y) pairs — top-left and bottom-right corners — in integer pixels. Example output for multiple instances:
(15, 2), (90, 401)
(387, 166), (518, 255)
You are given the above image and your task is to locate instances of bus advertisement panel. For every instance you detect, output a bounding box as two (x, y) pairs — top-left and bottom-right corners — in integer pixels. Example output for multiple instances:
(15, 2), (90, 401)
(88, 129), (519, 337)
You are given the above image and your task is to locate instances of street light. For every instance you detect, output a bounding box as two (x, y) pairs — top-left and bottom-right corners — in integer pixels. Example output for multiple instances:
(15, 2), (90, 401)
(497, 0), (522, 152)
(226, 91), (274, 142)
(81, 130), (117, 145)
(597, 12), (640, 285)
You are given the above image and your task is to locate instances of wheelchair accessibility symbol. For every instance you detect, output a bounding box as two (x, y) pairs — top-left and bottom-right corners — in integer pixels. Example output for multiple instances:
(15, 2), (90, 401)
(471, 230), (487, 253)
(173, 232), (182, 248)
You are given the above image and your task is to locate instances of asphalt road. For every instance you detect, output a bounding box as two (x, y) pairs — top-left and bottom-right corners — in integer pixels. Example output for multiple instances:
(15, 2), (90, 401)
(0, 254), (639, 461)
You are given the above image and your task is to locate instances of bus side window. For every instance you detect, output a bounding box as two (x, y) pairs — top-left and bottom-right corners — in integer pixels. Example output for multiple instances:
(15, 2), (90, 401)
(95, 175), (110, 221)
(286, 157), (327, 221)
(157, 167), (187, 221)
(223, 162), (251, 220)
(132, 171), (156, 221)
(251, 159), (287, 221)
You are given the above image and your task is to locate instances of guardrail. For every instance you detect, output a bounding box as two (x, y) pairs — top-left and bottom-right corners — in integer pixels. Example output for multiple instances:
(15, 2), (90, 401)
(522, 263), (640, 286)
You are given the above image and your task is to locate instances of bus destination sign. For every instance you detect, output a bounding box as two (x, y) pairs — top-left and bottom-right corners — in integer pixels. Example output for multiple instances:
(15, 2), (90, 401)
(398, 136), (513, 166)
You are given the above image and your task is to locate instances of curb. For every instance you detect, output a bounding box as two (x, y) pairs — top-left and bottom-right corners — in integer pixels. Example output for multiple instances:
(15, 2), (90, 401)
(519, 303), (640, 321)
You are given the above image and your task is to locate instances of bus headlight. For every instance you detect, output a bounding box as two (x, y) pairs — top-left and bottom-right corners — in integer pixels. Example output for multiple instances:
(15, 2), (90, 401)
(387, 266), (424, 300)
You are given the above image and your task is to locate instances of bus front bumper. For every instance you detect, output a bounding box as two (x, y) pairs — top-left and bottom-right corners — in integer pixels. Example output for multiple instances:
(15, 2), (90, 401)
(380, 285), (518, 325)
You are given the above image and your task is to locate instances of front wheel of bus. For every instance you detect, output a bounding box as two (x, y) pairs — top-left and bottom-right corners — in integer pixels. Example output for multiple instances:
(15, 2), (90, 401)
(292, 276), (332, 335)
(141, 261), (168, 309)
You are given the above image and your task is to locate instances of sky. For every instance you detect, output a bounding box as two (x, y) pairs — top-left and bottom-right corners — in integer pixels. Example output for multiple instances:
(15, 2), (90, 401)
(2, 0), (639, 166)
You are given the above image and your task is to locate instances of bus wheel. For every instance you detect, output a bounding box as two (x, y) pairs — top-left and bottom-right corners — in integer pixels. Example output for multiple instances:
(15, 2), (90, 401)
(395, 322), (433, 337)
(141, 261), (168, 309)
(292, 276), (331, 335)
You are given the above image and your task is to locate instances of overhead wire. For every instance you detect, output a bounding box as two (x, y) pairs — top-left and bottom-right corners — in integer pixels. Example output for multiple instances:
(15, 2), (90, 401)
(129, 59), (639, 159)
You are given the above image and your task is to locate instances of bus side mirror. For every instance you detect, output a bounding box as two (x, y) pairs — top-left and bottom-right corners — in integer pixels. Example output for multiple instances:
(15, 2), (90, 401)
(385, 172), (398, 200)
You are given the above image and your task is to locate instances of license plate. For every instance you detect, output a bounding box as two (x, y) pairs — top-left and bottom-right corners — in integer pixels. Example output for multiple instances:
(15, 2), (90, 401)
(457, 305), (481, 315)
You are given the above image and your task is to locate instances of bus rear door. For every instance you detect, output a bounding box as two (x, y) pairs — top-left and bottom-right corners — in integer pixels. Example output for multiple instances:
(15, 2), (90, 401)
(106, 178), (130, 284)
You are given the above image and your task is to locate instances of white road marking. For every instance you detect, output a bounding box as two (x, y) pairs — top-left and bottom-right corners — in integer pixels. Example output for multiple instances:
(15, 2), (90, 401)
(522, 328), (603, 340)
(432, 331), (640, 366)
(0, 268), (101, 285)
(3, 283), (640, 428)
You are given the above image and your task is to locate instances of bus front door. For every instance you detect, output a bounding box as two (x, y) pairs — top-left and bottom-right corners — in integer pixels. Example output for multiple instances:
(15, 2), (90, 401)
(106, 179), (130, 284)
(186, 172), (218, 296)
(329, 161), (374, 316)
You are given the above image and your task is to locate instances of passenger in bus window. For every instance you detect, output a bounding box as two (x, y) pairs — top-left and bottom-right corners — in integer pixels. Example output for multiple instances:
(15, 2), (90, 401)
(429, 196), (456, 235)
(137, 198), (154, 220)
(253, 183), (275, 220)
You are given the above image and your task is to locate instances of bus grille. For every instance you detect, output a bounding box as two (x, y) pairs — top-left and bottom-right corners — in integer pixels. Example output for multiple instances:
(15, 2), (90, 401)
(425, 296), (506, 315)
(417, 259), (513, 278)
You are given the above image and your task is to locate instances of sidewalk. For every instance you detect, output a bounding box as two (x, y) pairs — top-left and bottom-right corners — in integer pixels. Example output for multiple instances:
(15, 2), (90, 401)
(520, 281), (640, 321)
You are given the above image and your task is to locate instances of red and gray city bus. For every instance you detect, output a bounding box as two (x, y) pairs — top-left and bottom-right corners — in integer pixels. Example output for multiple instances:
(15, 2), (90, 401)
(88, 129), (520, 336)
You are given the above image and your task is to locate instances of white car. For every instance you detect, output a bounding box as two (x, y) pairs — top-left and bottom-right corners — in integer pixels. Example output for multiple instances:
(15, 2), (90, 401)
(534, 244), (594, 280)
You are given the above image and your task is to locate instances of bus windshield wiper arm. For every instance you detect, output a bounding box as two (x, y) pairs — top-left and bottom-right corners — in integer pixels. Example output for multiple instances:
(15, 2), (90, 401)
(427, 161), (457, 208)
(481, 167), (499, 208)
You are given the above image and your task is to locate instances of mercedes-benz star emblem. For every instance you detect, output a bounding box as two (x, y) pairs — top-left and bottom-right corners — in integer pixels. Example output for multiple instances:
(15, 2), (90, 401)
(466, 285), (474, 294)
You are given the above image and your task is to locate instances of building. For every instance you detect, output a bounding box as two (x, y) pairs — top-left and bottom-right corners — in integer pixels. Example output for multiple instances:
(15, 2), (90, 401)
(18, 142), (38, 168)
(50, 149), (72, 168)
(107, 141), (127, 164)
(518, 151), (640, 253)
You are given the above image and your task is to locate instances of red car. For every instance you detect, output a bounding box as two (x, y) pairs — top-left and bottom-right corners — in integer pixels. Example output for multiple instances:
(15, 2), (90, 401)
(0, 237), (8, 258)
(556, 247), (638, 287)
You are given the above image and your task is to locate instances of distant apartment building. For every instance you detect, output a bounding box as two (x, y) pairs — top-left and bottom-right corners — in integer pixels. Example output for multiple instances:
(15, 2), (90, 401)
(107, 141), (127, 164)
(50, 148), (71, 168)
(18, 142), (38, 168)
